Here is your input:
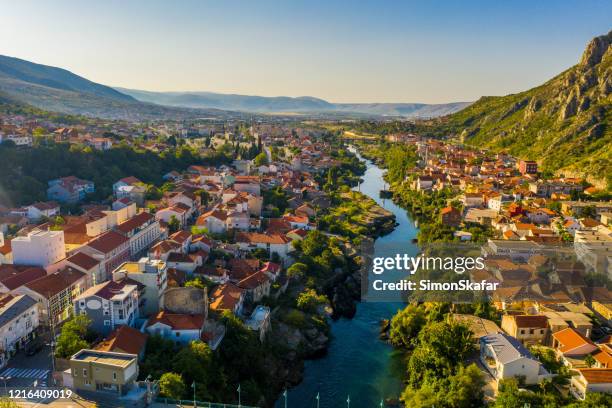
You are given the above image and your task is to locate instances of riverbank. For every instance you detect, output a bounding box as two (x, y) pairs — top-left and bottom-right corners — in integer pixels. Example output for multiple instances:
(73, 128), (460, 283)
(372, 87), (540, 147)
(276, 146), (416, 408)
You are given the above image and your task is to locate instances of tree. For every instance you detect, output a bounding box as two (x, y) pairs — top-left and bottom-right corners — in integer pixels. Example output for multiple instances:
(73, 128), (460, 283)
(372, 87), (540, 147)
(296, 288), (327, 313)
(0, 397), (19, 408)
(173, 341), (214, 395)
(158, 372), (185, 400)
(253, 152), (268, 167)
(494, 378), (540, 408)
(168, 215), (180, 234)
(389, 304), (426, 349)
(55, 315), (92, 358)
(287, 262), (308, 280)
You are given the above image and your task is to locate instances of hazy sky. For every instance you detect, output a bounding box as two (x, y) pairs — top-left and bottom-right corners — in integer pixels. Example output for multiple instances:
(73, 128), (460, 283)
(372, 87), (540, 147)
(1, 0), (611, 103)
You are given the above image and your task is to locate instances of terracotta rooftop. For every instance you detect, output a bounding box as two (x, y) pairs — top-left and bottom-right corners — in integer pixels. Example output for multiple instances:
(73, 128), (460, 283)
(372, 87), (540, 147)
(95, 325), (148, 356)
(147, 311), (205, 330)
(66, 252), (100, 271)
(25, 267), (85, 299)
(513, 315), (549, 329)
(86, 231), (129, 254)
(116, 212), (154, 234)
(577, 368), (612, 384)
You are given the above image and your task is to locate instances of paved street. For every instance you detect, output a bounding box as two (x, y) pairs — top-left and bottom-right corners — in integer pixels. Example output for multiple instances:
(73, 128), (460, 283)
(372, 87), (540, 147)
(0, 345), (54, 390)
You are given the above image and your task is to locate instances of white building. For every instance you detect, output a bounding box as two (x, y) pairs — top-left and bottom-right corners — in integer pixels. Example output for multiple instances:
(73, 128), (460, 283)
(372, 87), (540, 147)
(11, 230), (66, 268)
(0, 295), (39, 368)
(112, 258), (167, 317)
(480, 332), (547, 385)
(26, 202), (60, 221)
(145, 312), (205, 345)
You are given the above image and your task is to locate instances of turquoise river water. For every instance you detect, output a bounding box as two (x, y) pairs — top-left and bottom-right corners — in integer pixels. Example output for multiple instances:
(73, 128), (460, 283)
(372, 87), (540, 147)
(275, 147), (419, 408)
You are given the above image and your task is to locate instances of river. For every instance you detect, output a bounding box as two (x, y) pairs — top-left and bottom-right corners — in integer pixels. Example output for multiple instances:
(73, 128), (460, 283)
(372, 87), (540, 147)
(276, 147), (419, 408)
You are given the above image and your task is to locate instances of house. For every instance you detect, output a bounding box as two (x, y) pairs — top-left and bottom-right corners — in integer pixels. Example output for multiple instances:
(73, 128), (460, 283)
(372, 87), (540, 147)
(480, 332), (545, 385)
(115, 212), (161, 259)
(168, 230), (192, 254)
(552, 328), (598, 359)
(0, 295), (39, 368)
(94, 325), (148, 361)
(148, 239), (182, 261)
(74, 279), (140, 335)
(69, 349), (139, 396)
(570, 368), (612, 400)
(501, 315), (548, 346)
(26, 202), (60, 221)
(11, 230), (66, 268)
(235, 232), (291, 263)
(145, 311), (206, 345)
(155, 204), (189, 228)
(80, 231), (131, 280)
(112, 177), (143, 196)
(440, 206), (461, 227)
(238, 271), (271, 303)
(519, 160), (538, 175)
(209, 283), (245, 315)
(261, 261), (282, 282)
(111, 258), (167, 316)
(65, 252), (103, 287)
(165, 252), (203, 274)
(196, 210), (228, 234)
(13, 267), (88, 326)
(47, 176), (94, 203)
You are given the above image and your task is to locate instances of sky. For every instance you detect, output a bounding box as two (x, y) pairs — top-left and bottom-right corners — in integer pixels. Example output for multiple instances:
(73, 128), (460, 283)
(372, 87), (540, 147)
(1, 0), (611, 104)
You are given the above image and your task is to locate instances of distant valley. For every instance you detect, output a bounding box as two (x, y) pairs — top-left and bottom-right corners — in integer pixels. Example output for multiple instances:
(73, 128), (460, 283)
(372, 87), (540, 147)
(116, 87), (471, 118)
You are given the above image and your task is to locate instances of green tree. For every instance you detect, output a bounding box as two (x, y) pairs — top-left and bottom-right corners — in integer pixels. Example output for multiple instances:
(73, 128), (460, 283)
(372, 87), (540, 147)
(389, 304), (426, 349)
(168, 215), (180, 234)
(55, 315), (92, 358)
(287, 262), (308, 280)
(253, 152), (268, 167)
(158, 372), (185, 400)
(296, 288), (327, 313)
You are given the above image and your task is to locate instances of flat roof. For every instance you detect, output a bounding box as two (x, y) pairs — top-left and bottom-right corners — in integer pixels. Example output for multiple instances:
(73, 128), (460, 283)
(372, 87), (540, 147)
(72, 349), (136, 368)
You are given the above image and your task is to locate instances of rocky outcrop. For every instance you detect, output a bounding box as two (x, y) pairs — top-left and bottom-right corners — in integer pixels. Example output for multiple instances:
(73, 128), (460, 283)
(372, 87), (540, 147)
(580, 30), (612, 68)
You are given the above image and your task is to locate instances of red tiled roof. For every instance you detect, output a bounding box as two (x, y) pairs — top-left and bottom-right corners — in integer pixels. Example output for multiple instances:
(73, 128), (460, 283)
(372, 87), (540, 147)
(86, 231), (129, 254)
(513, 315), (548, 329)
(25, 267), (85, 299)
(116, 212), (154, 234)
(238, 270), (269, 290)
(0, 265), (47, 291)
(95, 325), (148, 355)
(578, 368), (612, 384)
(66, 252), (100, 271)
(235, 232), (289, 245)
(147, 311), (205, 330)
(552, 328), (595, 353)
(210, 283), (244, 311)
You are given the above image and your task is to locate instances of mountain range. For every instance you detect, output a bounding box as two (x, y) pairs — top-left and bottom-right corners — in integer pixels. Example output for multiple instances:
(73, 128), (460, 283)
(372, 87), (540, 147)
(115, 87), (471, 118)
(0, 54), (468, 119)
(426, 30), (611, 188)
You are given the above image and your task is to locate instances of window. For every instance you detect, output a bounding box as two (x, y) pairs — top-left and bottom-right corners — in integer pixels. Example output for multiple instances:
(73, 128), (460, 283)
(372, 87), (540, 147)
(529, 329), (534, 335)
(112, 372), (118, 381)
(83, 369), (87, 377)
(519, 329), (524, 335)
(104, 320), (111, 326)
(175, 332), (180, 337)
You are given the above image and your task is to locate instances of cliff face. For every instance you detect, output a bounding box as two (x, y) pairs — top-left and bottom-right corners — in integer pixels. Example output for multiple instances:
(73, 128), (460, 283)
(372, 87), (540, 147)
(428, 31), (611, 189)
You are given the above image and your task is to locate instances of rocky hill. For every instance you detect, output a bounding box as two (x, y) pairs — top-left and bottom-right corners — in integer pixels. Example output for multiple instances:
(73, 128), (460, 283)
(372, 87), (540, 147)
(426, 31), (611, 189)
